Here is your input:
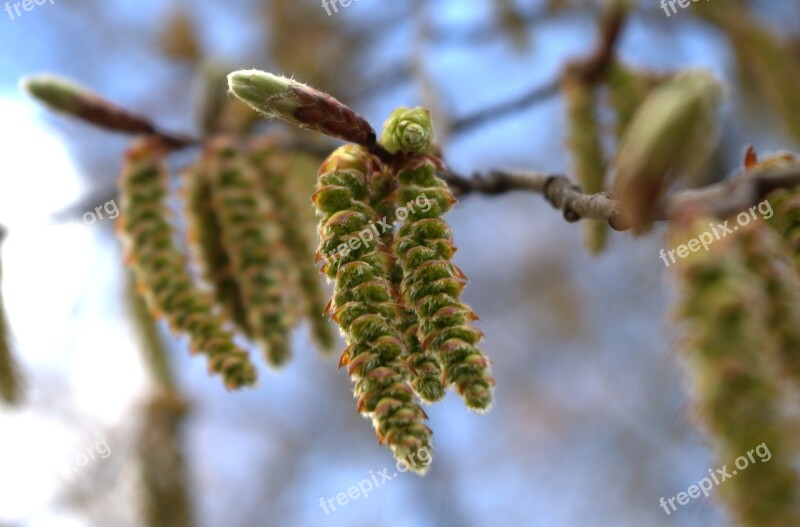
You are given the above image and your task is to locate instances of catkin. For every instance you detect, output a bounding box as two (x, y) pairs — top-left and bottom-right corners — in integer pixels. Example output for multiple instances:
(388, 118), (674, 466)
(766, 188), (800, 272)
(204, 139), (295, 367)
(393, 156), (494, 411)
(698, 6), (800, 145)
(183, 162), (251, 337)
(249, 138), (335, 353)
(670, 216), (800, 527)
(313, 145), (433, 472)
(118, 137), (257, 389)
(326, 144), (446, 403)
(381, 106), (494, 411)
(562, 73), (608, 254)
(738, 223), (800, 386)
(604, 60), (653, 141)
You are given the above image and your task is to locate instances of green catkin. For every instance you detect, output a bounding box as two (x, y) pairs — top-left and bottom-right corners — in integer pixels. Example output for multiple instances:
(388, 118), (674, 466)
(670, 216), (800, 527)
(118, 138), (257, 389)
(204, 139), (294, 367)
(562, 73), (608, 254)
(604, 60), (651, 141)
(751, 153), (800, 271)
(323, 144), (445, 403)
(248, 138), (335, 353)
(393, 156), (495, 410)
(766, 187), (800, 272)
(738, 223), (800, 385)
(382, 107), (494, 411)
(0, 226), (22, 406)
(313, 145), (433, 472)
(183, 162), (251, 337)
(698, 6), (800, 145)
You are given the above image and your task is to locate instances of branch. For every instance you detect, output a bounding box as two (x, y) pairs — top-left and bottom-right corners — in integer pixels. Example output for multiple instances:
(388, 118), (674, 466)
(440, 165), (800, 231)
(448, 2), (628, 135)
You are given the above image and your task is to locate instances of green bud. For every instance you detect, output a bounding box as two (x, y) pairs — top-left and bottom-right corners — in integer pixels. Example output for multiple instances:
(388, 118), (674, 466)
(613, 71), (722, 231)
(380, 107), (435, 155)
(227, 70), (298, 118)
(22, 75), (90, 114)
(21, 75), (170, 139)
(228, 70), (377, 145)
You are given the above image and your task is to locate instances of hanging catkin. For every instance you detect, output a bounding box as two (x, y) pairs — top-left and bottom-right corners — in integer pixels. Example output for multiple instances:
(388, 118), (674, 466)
(382, 107), (495, 411)
(670, 215), (800, 527)
(249, 138), (335, 353)
(118, 138), (257, 389)
(313, 144), (434, 472)
(204, 139), (295, 367)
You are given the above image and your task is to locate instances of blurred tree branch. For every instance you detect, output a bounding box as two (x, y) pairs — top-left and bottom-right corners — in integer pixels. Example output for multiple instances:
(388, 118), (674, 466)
(448, 1), (628, 135)
(441, 164), (800, 231)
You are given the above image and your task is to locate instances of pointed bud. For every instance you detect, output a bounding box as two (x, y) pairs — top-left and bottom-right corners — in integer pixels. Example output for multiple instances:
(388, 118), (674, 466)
(227, 70), (376, 145)
(613, 71), (722, 231)
(23, 76), (157, 136)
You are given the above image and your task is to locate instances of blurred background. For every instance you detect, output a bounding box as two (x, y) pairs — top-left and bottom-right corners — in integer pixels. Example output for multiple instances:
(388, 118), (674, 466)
(0, 0), (799, 526)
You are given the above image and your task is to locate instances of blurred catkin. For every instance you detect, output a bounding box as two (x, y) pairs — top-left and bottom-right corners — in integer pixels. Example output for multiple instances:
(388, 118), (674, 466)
(752, 152), (800, 271)
(670, 216), (800, 527)
(313, 145), (434, 472)
(249, 138), (335, 353)
(604, 60), (653, 141)
(562, 73), (608, 254)
(128, 253), (193, 526)
(738, 223), (800, 386)
(697, 6), (800, 145)
(158, 9), (200, 63)
(767, 188), (800, 271)
(205, 139), (295, 367)
(183, 162), (251, 337)
(118, 138), (257, 389)
(0, 226), (22, 406)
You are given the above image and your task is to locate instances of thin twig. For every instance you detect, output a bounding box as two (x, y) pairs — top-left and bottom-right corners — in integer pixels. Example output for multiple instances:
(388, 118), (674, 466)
(448, 2), (628, 135)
